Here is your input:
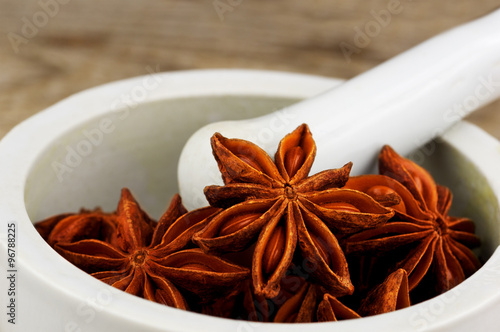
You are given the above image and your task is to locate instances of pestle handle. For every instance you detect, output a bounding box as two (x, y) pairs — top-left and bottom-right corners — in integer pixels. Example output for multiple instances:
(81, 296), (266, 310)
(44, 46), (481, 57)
(179, 9), (500, 209)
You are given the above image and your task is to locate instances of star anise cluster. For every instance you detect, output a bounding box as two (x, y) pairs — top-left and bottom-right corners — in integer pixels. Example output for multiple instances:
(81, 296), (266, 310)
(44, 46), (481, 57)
(36, 189), (249, 309)
(35, 124), (482, 323)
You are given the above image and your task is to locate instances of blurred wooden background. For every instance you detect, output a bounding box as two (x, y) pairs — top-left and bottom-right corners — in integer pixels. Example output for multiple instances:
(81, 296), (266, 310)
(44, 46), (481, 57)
(1, 0), (500, 139)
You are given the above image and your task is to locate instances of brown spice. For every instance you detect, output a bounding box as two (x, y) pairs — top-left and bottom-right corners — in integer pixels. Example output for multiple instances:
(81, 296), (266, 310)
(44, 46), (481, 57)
(34, 124), (482, 323)
(37, 189), (249, 309)
(345, 145), (481, 296)
(194, 124), (394, 298)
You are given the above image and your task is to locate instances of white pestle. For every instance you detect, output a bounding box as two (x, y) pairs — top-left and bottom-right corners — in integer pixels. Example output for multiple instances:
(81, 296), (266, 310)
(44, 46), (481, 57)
(179, 9), (500, 210)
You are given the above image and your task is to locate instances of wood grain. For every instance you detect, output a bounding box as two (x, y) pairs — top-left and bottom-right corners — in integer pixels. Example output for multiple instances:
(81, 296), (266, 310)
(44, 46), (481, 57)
(1, 0), (500, 139)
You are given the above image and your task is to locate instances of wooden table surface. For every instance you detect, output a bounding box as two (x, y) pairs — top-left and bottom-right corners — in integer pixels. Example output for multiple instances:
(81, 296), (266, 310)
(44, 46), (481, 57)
(1, 0), (500, 139)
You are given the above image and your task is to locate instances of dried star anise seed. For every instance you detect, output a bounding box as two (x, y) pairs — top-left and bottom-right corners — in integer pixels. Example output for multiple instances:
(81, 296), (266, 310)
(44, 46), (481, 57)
(316, 294), (361, 322)
(45, 189), (249, 309)
(272, 275), (360, 323)
(357, 268), (410, 317)
(35, 208), (116, 246)
(273, 281), (320, 323)
(345, 174), (431, 218)
(194, 124), (394, 299)
(346, 145), (481, 296)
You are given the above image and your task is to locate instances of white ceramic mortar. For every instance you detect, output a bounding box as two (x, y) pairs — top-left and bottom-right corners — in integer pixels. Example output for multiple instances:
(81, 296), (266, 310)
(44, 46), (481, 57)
(0, 70), (499, 331)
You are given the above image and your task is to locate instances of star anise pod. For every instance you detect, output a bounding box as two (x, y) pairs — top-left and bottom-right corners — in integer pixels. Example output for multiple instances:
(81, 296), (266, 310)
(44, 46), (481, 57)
(35, 208), (117, 246)
(317, 269), (409, 321)
(194, 124), (394, 299)
(47, 188), (250, 309)
(316, 293), (361, 322)
(345, 146), (481, 295)
(272, 274), (359, 323)
(357, 268), (410, 316)
(273, 279), (321, 323)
